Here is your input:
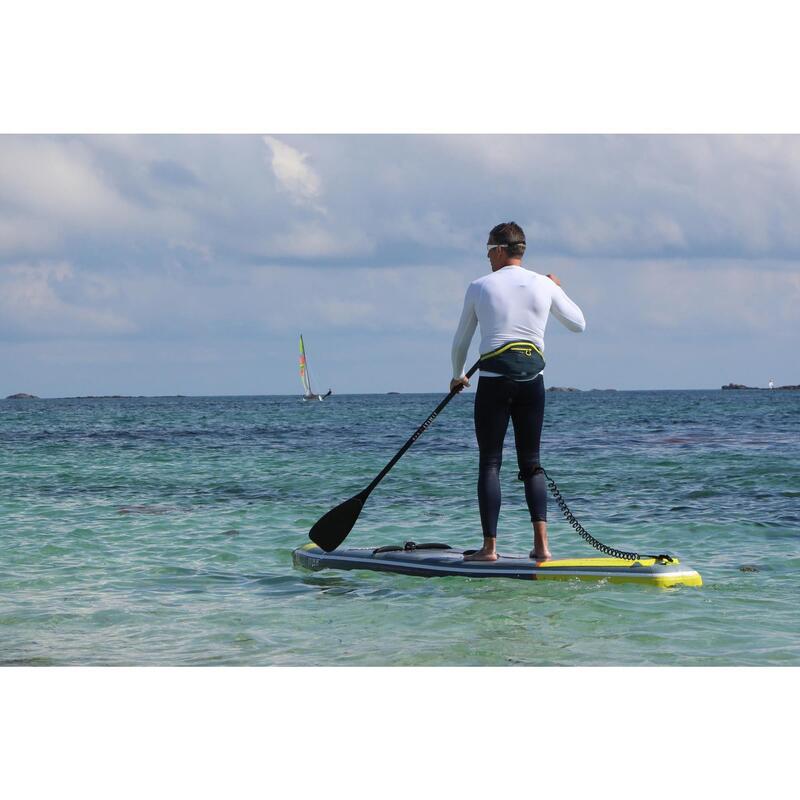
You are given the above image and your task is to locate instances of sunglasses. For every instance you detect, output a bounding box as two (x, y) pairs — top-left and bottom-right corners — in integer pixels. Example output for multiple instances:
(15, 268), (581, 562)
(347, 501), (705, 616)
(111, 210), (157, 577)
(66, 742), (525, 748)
(486, 243), (505, 253)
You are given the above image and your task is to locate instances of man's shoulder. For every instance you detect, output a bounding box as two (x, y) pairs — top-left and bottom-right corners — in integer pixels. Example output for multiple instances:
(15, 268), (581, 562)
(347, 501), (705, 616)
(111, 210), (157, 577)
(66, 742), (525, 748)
(469, 267), (547, 290)
(466, 273), (494, 295)
(521, 267), (546, 281)
(520, 268), (555, 289)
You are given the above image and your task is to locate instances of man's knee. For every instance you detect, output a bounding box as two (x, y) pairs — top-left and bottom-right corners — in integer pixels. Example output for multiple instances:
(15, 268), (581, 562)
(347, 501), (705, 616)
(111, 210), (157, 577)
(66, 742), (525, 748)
(517, 463), (543, 481)
(479, 454), (503, 472)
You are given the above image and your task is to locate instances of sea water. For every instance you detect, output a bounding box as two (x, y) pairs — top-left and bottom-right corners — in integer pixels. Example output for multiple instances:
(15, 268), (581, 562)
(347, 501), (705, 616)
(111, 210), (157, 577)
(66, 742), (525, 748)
(1, 390), (798, 666)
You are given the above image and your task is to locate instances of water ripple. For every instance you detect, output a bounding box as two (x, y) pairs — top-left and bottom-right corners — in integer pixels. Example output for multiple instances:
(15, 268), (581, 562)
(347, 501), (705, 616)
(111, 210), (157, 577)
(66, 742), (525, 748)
(1, 391), (799, 665)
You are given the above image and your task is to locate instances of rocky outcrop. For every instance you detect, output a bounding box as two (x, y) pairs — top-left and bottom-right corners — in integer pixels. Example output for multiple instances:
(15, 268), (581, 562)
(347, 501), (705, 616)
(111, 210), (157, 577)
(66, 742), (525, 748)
(722, 383), (799, 390)
(5, 393), (38, 399)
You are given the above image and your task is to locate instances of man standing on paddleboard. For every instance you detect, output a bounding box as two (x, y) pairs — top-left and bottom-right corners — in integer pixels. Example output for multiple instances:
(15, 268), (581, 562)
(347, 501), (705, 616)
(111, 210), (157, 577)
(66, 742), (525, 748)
(450, 222), (586, 562)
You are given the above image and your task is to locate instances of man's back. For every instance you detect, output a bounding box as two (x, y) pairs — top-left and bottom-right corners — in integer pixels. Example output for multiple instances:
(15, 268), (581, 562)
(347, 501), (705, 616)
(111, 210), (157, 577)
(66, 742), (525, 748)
(464, 265), (586, 357)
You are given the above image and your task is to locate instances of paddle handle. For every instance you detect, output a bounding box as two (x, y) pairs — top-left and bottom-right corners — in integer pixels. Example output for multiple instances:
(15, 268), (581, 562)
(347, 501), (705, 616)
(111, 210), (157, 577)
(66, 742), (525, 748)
(365, 361), (480, 496)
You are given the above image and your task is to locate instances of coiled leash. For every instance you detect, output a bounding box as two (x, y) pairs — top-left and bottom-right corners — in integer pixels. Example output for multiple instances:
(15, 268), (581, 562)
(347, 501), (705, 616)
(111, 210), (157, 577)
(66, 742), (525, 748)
(527, 466), (674, 564)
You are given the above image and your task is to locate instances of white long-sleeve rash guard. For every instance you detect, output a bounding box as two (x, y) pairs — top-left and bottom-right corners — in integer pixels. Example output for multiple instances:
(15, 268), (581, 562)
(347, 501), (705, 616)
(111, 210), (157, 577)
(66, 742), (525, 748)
(451, 265), (586, 379)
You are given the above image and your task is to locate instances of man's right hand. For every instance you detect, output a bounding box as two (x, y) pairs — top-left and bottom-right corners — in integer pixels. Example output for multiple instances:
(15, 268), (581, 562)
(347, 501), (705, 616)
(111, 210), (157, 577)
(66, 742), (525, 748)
(546, 273), (561, 286)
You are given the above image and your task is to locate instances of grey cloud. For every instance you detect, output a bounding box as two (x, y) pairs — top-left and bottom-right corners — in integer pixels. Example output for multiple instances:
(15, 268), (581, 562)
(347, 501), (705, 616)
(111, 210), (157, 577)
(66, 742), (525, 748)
(259, 134), (800, 264)
(148, 159), (201, 188)
(5, 134), (800, 274)
(0, 261), (137, 341)
(2, 135), (799, 395)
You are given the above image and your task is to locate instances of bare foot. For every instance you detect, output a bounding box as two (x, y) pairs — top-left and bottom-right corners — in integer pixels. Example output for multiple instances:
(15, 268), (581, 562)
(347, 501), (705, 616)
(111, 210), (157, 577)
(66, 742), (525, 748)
(530, 549), (552, 562)
(464, 548), (498, 562)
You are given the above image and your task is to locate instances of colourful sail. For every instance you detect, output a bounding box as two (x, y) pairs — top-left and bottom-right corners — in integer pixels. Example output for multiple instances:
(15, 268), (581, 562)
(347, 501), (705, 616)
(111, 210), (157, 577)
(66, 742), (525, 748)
(299, 335), (312, 396)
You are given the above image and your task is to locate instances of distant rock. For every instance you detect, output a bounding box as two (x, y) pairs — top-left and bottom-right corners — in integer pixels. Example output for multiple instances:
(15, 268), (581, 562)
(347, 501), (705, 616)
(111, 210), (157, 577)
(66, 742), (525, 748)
(722, 383), (799, 391)
(387, 391), (400, 395)
(547, 386), (580, 392)
(5, 393), (38, 399)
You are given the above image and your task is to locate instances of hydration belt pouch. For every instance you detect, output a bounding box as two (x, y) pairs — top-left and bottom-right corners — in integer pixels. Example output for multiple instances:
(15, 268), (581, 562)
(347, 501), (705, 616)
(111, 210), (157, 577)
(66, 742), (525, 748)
(479, 340), (545, 382)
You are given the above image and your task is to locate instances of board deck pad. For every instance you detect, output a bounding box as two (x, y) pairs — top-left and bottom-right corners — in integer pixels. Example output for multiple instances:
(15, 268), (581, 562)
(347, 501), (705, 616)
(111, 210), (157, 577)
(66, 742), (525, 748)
(293, 543), (703, 587)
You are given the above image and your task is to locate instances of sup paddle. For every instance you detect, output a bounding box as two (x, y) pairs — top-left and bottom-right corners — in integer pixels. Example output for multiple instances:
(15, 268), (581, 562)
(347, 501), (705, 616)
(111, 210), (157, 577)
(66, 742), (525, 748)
(309, 361), (480, 552)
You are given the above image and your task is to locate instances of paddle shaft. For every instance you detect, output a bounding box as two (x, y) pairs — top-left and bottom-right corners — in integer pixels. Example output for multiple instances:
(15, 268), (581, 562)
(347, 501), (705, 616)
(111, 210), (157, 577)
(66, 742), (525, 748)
(364, 361), (480, 497)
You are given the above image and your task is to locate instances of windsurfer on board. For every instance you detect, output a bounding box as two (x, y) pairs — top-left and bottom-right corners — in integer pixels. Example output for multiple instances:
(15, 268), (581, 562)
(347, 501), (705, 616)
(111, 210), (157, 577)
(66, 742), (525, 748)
(449, 222), (586, 562)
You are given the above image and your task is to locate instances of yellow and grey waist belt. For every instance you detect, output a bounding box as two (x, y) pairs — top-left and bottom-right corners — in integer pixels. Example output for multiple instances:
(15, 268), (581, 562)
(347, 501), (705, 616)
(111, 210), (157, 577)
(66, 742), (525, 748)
(479, 340), (545, 381)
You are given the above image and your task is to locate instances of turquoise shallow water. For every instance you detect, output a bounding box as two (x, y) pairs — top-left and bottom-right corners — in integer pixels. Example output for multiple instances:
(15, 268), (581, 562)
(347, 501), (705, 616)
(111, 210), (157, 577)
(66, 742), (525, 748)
(1, 389), (798, 666)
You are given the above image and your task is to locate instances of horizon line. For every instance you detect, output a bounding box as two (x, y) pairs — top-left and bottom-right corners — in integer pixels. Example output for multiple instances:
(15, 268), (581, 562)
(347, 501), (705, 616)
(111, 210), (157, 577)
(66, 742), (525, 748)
(4, 386), (794, 400)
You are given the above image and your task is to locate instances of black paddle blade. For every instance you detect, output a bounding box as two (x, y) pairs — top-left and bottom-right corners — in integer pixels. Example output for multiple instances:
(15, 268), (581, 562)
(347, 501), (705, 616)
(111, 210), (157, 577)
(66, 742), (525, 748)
(309, 492), (367, 552)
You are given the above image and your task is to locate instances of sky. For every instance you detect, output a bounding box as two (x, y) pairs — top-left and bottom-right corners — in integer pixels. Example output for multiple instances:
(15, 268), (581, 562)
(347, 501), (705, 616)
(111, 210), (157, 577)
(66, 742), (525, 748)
(1, 134), (798, 396)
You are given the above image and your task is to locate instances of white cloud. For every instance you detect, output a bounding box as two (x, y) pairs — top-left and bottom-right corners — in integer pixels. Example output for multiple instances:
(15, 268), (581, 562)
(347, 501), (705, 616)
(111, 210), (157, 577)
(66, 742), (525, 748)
(308, 298), (376, 326)
(433, 135), (800, 258)
(0, 262), (136, 338)
(2, 135), (800, 393)
(0, 215), (59, 254)
(261, 222), (371, 258)
(546, 257), (800, 340)
(5, 134), (800, 270)
(385, 210), (474, 251)
(262, 135), (325, 211)
(248, 264), (471, 334)
(630, 260), (800, 333)
(0, 137), (142, 228)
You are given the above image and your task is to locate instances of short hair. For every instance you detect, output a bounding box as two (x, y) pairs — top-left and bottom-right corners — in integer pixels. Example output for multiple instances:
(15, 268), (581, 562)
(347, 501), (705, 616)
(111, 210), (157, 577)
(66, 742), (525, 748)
(488, 221), (526, 258)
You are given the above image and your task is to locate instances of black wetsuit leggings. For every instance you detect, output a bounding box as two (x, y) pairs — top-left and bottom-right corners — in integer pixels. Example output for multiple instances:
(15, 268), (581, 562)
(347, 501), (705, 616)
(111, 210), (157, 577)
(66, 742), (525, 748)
(474, 374), (547, 537)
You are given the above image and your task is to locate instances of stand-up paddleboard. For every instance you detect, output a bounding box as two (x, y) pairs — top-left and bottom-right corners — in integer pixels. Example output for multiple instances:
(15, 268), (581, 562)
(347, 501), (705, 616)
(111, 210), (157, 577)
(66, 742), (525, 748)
(293, 542), (702, 588)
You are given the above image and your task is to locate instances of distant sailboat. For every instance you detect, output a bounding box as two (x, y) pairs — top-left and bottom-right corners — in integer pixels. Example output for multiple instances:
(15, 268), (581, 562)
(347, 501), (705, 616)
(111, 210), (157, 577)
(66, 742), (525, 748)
(768, 378), (775, 390)
(299, 334), (332, 401)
